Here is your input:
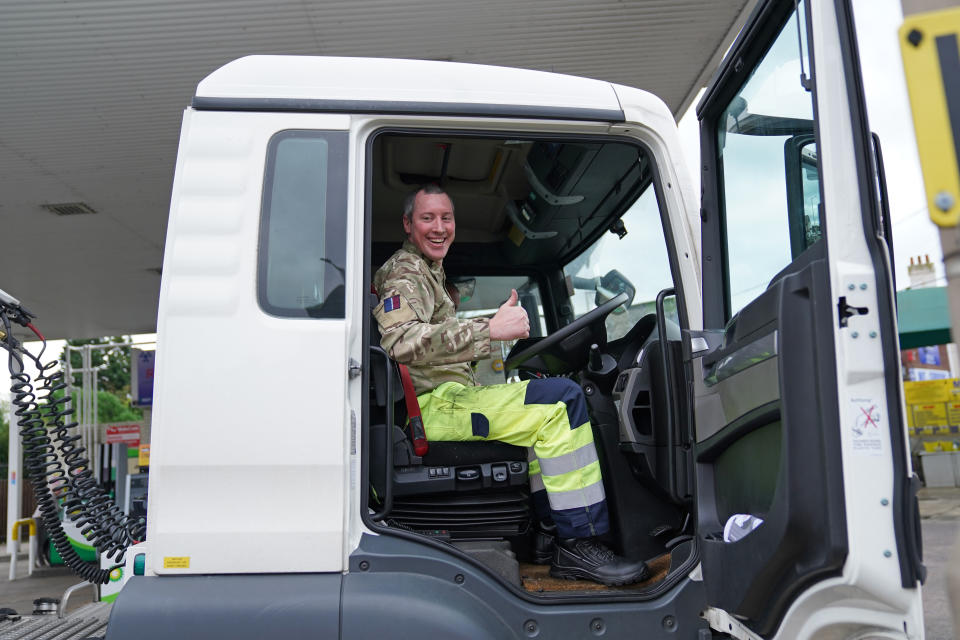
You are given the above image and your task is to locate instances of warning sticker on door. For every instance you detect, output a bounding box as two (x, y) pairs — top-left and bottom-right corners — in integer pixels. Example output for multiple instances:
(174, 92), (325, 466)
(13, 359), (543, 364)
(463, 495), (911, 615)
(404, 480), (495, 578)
(163, 556), (190, 569)
(850, 398), (884, 456)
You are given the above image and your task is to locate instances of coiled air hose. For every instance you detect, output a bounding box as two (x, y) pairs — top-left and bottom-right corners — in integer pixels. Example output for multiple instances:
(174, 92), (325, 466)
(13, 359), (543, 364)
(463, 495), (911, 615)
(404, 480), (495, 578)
(2, 303), (144, 585)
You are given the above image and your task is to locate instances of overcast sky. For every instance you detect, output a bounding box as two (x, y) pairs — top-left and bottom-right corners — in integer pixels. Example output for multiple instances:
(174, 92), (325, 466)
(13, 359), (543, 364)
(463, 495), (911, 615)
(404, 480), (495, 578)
(852, 0), (937, 287)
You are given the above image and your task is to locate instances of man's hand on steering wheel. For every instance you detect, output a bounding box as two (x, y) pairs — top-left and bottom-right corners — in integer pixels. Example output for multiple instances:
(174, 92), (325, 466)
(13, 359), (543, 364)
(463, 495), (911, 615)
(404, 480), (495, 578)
(490, 289), (530, 341)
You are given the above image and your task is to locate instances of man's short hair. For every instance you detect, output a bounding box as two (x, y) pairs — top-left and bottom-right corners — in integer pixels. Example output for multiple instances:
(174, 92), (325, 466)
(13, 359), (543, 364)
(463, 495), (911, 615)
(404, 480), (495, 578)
(402, 184), (454, 220)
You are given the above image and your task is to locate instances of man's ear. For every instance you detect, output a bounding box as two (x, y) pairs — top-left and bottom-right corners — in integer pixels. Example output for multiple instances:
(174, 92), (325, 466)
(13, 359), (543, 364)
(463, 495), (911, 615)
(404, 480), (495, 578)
(402, 214), (412, 235)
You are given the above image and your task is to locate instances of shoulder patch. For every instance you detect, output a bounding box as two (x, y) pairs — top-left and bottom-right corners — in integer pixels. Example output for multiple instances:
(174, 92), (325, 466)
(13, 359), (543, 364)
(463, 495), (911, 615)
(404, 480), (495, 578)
(383, 295), (401, 312)
(374, 292), (420, 329)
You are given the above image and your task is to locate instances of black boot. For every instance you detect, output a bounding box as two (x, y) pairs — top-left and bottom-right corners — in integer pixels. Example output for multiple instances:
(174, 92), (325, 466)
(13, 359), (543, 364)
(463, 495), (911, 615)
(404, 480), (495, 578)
(549, 537), (650, 586)
(533, 524), (556, 565)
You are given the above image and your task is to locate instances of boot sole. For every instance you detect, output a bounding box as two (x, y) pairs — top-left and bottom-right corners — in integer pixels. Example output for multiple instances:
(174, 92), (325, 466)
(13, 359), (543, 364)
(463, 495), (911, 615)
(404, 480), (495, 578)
(549, 565), (650, 587)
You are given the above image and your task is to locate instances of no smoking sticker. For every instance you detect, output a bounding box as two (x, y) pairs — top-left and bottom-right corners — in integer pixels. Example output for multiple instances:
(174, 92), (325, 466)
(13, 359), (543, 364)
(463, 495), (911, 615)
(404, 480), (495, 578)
(850, 398), (884, 456)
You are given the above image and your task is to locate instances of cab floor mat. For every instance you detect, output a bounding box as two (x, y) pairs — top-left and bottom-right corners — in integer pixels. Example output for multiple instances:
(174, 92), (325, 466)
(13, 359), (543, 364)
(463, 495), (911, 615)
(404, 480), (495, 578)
(519, 552), (670, 593)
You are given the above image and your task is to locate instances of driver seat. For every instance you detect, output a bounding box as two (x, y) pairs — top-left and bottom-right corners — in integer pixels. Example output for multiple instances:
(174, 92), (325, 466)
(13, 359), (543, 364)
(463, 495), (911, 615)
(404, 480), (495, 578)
(368, 293), (531, 540)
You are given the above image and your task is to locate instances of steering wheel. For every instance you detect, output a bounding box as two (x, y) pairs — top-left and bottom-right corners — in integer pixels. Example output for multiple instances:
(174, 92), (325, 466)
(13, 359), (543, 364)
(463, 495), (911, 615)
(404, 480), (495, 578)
(504, 292), (629, 371)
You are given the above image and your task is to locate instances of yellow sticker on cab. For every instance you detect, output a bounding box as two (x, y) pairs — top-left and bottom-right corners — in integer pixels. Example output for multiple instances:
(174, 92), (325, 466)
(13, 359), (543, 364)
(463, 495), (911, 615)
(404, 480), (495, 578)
(163, 556), (190, 569)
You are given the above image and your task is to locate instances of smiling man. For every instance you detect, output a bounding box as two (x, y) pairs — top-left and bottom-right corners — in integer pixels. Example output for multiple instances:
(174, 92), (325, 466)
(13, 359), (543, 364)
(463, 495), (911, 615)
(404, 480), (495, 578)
(372, 184), (650, 587)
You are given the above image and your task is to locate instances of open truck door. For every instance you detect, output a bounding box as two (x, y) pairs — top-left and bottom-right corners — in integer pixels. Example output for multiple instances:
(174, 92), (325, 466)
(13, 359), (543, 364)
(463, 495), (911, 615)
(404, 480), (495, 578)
(692, 0), (925, 637)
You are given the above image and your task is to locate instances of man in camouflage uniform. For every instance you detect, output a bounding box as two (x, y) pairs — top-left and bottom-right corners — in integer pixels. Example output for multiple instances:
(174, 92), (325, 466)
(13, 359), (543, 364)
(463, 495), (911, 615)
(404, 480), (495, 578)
(373, 184), (649, 586)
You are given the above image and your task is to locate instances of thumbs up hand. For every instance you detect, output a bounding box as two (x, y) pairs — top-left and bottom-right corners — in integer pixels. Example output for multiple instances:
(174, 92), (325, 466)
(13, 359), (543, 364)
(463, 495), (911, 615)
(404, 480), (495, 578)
(490, 288), (530, 340)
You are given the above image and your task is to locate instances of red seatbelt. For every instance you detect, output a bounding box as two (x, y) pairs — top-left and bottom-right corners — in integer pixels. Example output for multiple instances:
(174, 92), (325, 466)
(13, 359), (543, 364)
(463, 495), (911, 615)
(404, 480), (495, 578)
(397, 363), (429, 457)
(372, 284), (428, 456)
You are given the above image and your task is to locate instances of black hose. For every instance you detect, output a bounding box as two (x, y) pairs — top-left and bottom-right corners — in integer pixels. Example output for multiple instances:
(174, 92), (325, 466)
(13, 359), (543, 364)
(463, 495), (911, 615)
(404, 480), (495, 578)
(38, 362), (146, 553)
(12, 367), (112, 583)
(3, 314), (141, 584)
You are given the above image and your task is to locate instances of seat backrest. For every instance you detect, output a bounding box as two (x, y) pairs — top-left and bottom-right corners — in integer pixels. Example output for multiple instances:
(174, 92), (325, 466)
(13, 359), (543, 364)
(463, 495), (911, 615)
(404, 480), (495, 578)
(369, 292), (404, 410)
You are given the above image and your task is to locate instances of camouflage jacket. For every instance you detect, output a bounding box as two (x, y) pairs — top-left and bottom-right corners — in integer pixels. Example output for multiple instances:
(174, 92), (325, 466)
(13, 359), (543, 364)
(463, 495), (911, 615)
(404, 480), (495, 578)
(373, 241), (491, 395)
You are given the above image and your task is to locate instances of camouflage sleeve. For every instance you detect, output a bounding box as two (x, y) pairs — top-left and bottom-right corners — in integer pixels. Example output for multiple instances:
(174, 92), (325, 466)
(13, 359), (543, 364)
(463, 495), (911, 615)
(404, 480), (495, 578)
(374, 273), (491, 366)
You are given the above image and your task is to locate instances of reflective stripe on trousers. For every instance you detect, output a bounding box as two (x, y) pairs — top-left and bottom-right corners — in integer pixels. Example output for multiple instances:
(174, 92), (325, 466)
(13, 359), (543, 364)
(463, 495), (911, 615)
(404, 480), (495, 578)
(418, 377), (608, 539)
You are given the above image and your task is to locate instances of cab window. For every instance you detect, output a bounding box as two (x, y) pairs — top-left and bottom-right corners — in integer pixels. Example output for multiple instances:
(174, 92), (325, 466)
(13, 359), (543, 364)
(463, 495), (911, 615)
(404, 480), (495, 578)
(562, 185), (676, 341)
(258, 130), (349, 318)
(716, 2), (820, 316)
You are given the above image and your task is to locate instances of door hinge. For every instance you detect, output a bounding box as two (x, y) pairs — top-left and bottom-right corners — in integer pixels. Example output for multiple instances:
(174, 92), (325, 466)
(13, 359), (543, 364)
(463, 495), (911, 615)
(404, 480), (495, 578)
(348, 358), (362, 378)
(837, 296), (869, 328)
(702, 608), (762, 640)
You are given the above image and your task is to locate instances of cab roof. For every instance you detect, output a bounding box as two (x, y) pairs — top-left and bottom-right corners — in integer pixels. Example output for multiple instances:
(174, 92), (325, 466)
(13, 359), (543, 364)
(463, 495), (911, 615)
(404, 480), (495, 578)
(194, 56), (630, 122)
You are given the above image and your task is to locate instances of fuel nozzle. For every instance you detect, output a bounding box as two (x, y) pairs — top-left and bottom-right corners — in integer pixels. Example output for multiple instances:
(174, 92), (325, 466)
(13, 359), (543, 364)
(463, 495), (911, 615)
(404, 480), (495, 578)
(0, 287), (21, 308)
(0, 287), (35, 326)
(0, 287), (43, 341)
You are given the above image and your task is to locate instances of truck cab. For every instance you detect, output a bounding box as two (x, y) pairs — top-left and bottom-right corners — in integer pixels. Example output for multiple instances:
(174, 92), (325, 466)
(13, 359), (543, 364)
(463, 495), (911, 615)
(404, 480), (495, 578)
(107, 1), (926, 638)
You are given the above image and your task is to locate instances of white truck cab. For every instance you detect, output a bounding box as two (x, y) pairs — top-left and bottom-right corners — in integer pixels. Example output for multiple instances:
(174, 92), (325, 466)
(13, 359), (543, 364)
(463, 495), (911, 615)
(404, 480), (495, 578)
(104, 1), (925, 638)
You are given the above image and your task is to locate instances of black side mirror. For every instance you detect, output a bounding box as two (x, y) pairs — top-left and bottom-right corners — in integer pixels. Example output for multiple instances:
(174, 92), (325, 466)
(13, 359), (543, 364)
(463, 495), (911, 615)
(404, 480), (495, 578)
(596, 269), (636, 313)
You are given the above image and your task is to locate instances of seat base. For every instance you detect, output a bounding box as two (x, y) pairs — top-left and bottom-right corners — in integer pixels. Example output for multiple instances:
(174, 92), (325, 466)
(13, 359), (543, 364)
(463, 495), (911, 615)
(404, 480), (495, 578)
(387, 489), (532, 541)
(423, 440), (527, 467)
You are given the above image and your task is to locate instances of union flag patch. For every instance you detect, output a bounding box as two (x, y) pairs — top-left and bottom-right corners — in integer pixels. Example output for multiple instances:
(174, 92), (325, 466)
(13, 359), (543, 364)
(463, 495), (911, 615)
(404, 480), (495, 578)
(383, 295), (401, 312)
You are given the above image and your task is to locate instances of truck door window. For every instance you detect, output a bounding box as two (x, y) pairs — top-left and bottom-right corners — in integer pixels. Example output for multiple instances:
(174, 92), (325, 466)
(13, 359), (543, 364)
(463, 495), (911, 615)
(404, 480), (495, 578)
(258, 130), (349, 318)
(716, 2), (820, 316)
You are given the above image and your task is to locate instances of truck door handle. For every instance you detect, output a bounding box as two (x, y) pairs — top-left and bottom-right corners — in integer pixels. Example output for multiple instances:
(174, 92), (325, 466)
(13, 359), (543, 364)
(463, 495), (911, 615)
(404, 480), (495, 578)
(837, 296), (869, 328)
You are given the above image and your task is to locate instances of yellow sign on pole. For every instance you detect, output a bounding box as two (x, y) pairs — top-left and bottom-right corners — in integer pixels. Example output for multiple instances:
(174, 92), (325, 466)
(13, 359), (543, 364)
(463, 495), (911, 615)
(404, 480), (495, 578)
(900, 8), (960, 227)
(913, 402), (949, 427)
(138, 443), (150, 467)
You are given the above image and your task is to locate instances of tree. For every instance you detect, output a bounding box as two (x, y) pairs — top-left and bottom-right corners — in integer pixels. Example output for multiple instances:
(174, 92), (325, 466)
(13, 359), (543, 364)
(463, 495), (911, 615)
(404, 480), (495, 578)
(93, 390), (142, 423)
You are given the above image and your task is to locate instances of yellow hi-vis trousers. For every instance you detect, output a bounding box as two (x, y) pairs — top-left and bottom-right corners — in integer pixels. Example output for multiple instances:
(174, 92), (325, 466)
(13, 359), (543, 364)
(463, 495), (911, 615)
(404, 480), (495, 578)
(418, 377), (609, 539)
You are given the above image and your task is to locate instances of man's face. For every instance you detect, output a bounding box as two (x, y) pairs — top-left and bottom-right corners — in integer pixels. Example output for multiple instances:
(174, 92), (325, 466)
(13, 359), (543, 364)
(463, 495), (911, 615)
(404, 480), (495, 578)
(403, 191), (455, 263)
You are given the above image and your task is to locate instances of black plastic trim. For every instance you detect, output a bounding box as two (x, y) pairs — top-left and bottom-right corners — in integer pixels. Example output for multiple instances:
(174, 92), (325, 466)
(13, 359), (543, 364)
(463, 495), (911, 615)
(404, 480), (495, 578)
(937, 34), (960, 174)
(696, 1), (781, 119)
(346, 533), (708, 625)
(105, 574), (342, 639)
(695, 401), (781, 463)
(655, 287), (684, 503)
(872, 133), (897, 293)
(834, 0), (922, 588)
(192, 96), (626, 123)
(698, 108), (726, 329)
(369, 345), (394, 521)
(698, 260), (847, 637)
(784, 133), (819, 260)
